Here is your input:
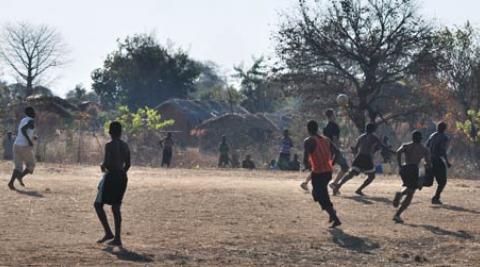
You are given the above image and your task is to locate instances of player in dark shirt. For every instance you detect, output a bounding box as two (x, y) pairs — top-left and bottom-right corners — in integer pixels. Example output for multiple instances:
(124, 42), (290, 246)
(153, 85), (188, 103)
(160, 133), (174, 168)
(94, 121), (131, 247)
(425, 122), (451, 205)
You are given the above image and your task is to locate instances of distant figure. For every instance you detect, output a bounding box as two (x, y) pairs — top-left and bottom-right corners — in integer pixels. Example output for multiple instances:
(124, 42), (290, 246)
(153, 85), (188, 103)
(303, 120), (341, 228)
(278, 129), (294, 170)
(392, 130), (431, 224)
(380, 136), (393, 163)
(332, 123), (389, 196)
(289, 154), (301, 171)
(218, 136), (230, 168)
(242, 155), (256, 170)
(160, 133), (174, 168)
(3, 132), (14, 160)
(94, 121), (131, 247)
(8, 107), (36, 190)
(269, 159), (278, 170)
(425, 122), (451, 205)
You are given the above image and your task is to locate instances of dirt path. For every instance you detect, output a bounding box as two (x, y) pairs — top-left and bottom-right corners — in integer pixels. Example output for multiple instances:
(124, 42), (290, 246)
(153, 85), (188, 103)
(0, 162), (479, 266)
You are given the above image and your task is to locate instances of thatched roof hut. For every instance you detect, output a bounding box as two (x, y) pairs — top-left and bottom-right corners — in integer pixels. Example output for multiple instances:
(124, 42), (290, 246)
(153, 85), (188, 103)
(156, 99), (249, 145)
(192, 113), (279, 153)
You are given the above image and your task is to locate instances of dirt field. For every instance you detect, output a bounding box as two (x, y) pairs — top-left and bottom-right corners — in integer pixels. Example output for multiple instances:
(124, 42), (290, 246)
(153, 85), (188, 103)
(0, 162), (479, 266)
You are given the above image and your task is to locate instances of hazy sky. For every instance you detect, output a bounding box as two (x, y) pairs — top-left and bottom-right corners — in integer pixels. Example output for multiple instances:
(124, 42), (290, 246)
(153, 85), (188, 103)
(1, 0), (479, 96)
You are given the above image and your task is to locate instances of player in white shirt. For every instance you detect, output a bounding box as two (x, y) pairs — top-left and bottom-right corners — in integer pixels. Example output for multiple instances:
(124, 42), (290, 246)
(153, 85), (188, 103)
(8, 107), (36, 190)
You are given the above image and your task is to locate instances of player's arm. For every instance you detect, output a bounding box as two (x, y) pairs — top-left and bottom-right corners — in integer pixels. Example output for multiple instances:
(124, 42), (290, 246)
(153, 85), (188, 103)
(303, 137), (315, 170)
(21, 120), (34, 146)
(124, 144), (131, 172)
(424, 148), (432, 169)
(327, 137), (341, 159)
(101, 143), (109, 172)
(396, 145), (404, 168)
(442, 137), (451, 168)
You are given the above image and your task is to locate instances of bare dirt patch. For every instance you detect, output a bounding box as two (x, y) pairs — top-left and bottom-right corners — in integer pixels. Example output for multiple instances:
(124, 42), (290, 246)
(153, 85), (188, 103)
(0, 162), (479, 266)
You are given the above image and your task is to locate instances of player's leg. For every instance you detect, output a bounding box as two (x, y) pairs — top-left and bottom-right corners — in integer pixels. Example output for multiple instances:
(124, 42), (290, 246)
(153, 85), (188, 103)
(300, 173), (311, 190)
(394, 188), (415, 223)
(432, 161), (447, 205)
(109, 204), (122, 246)
(16, 147), (35, 187)
(94, 202), (114, 243)
(314, 174), (341, 227)
(332, 169), (358, 195)
(355, 172), (375, 196)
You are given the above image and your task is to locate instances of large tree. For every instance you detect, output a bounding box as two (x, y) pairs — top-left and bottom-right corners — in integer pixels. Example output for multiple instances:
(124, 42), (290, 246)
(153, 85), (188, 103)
(92, 34), (201, 109)
(276, 0), (434, 130)
(0, 22), (67, 98)
(436, 22), (480, 116)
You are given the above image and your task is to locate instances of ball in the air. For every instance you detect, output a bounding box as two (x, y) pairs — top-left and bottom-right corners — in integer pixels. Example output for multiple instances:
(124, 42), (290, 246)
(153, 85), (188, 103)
(336, 94), (349, 107)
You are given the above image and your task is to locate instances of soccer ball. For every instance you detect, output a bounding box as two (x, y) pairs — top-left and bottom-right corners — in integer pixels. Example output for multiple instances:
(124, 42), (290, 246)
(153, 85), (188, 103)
(336, 94), (349, 107)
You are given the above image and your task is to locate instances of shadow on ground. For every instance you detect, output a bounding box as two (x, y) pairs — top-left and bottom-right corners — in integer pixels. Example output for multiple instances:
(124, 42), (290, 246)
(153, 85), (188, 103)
(329, 228), (380, 254)
(404, 224), (473, 239)
(103, 246), (154, 263)
(340, 195), (392, 205)
(431, 204), (480, 215)
(14, 189), (44, 198)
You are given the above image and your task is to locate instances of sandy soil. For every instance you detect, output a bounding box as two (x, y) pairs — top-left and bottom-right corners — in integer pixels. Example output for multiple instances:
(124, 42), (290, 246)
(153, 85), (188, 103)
(0, 162), (479, 266)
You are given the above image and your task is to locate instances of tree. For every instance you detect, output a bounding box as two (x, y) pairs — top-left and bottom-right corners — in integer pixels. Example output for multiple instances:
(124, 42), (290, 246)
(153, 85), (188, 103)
(276, 0), (434, 130)
(92, 34), (201, 109)
(65, 84), (99, 105)
(0, 22), (67, 98)
(436, 23), (480, 117)
(234, 57), (279, 113)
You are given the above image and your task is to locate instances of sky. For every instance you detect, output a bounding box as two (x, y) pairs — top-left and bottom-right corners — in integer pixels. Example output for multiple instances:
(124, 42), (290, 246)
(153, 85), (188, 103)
(1, 0), (479, 96)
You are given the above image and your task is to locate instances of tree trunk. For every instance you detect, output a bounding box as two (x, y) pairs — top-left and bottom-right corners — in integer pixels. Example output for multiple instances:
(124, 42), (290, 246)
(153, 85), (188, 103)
(26, 68), (34, 98)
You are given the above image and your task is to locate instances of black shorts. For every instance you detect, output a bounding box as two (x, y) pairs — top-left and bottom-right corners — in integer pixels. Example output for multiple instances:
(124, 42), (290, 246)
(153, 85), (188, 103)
(351, 154), (375, 174)
(400, 164), (420, 189)
(97, 170), (128, 205)
(311, 172), (332, 202)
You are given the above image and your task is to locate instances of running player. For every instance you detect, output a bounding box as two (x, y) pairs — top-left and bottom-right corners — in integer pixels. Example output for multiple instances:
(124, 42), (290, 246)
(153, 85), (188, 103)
(94, 121), (131, 247)
(301, 109), (348, 190)
(425, 122), (451, 205)
(8, 107), (36, 190)
(392, 130), (431, 223)
(331, 123), (387, 196)
(303, 120), (341, 228)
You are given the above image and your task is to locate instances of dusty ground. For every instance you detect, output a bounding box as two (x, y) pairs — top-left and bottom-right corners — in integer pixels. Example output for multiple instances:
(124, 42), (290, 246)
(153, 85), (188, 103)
(0, 162), (479, 266)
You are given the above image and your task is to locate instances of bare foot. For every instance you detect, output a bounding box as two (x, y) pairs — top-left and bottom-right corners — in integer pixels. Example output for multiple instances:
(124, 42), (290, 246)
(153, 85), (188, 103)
(107, 239), (122, 247)
(97, 234), (114, 244)
(8, 182), (15, 190)
(17, 177), (25, 187)
(330, 219), (342, 228)
(355, 190), (365, 196)
(300, 182), (308, 191)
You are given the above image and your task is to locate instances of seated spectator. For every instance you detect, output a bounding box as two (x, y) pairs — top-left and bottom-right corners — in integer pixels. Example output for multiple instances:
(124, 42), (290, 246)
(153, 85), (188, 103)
(288, 154), (301, 171)
(242, 155), (256, 170)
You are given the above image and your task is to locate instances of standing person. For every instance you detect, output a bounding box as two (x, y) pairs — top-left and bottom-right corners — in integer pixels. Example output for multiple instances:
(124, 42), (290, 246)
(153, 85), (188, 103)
(94, 121), (131, 247)
(303, 120), (341, 228)
(3, 132), (15, 160)
(7, 107), (36, 190)
(160, 133), (174, 168)
(425, 122), (451, 205)
(218, 136), (230, 168)
(278, 129), (294, 170)
(392, 131), (431, 223)
(331, 123), (386, 196)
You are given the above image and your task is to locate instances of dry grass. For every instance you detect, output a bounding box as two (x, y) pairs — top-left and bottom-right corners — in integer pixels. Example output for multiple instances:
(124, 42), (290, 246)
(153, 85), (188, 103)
(0, 161), (479, 266)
